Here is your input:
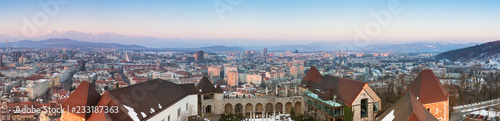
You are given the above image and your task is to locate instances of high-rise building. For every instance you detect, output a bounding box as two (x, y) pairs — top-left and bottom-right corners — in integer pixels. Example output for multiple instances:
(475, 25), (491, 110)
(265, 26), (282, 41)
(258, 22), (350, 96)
(290, 66), (298, 78)
(58, 53), (68, 60)
(195, 50), (204, 62)
(13, 51), (20, 62)
(299, 65), (305, 76)
(19, 56), (28, 65)
(224, 66), (238, 76)
(263, 48), (267, 56)
(193, 53), (198, 60)
(208, 66), (221, 78)
(227, 71), (238, 87)
(246, 74), (262, 84)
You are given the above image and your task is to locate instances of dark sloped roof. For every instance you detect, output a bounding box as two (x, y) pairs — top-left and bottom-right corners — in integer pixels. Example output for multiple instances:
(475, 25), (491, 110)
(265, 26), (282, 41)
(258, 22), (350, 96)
(317, 76), (367, 105)
(214, 85), (224, 93)
(88, 79), (197, 121)
(88, 91), (130, 121)
(62, 81), (101, 119)
(301, 67), (368, 106)
(376, 92), (438, 121)
(406, 69), (450, 104)
(180, 84), (198, 94)
(196, 77), (222, 94)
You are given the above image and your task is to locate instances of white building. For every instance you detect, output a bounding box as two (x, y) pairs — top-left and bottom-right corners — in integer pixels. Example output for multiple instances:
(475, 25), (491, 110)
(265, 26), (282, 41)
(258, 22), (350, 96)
(26, 79), (49, 100)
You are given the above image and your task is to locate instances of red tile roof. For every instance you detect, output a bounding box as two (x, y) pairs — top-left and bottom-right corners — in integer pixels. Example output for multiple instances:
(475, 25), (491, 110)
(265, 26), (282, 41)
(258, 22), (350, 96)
(406, 69), (450, 104)
(62, 81), (101, 119)
(299, 66), (322, 87)
(376, 92), (438, 121)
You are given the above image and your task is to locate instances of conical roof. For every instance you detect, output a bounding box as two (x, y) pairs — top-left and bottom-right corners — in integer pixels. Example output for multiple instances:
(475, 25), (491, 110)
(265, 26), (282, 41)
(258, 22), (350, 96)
(62, 81), (101, 119)
(377, 92), (439, 121)
(214, 85), (224, 93)
(407, 69), (449, 104)
(299, 66), (322, 87)
(196, 77), (221, 94)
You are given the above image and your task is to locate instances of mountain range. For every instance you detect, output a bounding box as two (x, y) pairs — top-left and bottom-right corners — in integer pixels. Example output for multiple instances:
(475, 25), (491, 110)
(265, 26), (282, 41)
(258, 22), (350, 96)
(0, 38), (146, 49)
(247, 41), (478, 52)
(0, 30), (481, 52)
(436, 40), (500, 62)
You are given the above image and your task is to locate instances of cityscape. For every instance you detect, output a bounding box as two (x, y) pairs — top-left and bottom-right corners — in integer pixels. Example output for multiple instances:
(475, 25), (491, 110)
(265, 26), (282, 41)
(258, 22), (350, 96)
(0, 0), (499, 121)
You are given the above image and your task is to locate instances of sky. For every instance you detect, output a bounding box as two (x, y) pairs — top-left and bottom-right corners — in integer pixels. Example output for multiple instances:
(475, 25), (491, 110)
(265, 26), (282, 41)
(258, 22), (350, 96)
(0, 0), (499, 44)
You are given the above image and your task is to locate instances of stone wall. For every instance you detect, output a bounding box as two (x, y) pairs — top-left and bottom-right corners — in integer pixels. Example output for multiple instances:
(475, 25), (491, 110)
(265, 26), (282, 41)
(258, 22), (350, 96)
(423, 99), (449, 121)
(202, 95), (303, 118)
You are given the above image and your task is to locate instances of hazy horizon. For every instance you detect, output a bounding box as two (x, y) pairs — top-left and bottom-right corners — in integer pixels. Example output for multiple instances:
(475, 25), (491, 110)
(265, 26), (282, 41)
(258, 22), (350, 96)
(1, 0), (499, 45)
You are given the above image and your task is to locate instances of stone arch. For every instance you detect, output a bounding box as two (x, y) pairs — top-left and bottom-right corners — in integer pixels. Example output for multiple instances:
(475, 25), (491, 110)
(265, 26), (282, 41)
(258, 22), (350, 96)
(245, 103), (253, 112)
(245, 103), (253, 117)
(235, 103), (243, 114)
(224, 103), (232, 114)
(255, 103), (264, 112)
(205, 105), (212, 114)
(275, 102), (283, 113)
(294, 102), (301, 114)
(285, 102), (293, 114)
(255, 103), (264, 118)
(265, 103), (273, 113)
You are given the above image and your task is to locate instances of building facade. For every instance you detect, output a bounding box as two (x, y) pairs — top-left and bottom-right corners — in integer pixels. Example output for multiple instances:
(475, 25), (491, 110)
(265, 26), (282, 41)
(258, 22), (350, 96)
(299, 66), (381, 121)
(227, 71), (238, 87)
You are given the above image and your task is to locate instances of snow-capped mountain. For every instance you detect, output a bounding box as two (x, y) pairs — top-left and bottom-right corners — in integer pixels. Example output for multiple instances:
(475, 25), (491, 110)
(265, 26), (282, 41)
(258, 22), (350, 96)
(33, 30), (178, 48)
(0, 30), (482, 52)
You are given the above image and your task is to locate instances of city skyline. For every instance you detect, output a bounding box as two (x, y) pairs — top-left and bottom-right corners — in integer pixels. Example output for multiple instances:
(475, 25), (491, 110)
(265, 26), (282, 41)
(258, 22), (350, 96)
(1, 0), (499, 45)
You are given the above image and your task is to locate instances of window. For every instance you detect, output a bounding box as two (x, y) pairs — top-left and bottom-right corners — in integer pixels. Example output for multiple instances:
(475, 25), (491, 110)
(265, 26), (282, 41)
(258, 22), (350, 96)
(361, 98), (368, 117)
(186, 103), (188, 111)
(373, 102), (379, 112)
(168, 115), (170, 121)
(178, 108), (181, 117)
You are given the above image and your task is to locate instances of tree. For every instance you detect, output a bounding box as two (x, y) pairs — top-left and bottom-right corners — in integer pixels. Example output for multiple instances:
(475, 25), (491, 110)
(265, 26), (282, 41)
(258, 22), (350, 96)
(70, 86), (76, 92)
(260, 82), (267, 89)
(295, 114), (315, 121)
(343, 106), (354, 121)
(219, 113), (245, 121)
(290, 106), (296, 120)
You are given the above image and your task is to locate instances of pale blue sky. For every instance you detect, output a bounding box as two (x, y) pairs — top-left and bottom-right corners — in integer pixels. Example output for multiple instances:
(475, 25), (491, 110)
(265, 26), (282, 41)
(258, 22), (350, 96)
(0, 0), (499, 43)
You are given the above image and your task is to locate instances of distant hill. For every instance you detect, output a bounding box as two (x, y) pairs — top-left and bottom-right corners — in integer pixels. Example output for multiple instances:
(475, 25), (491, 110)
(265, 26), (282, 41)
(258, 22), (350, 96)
(1, 38), (146, 49)
(436, 40), (500, 62)
(365, 42), (478, 52)
(195, 46), (244, 51)
(245, 42), (478, 52)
